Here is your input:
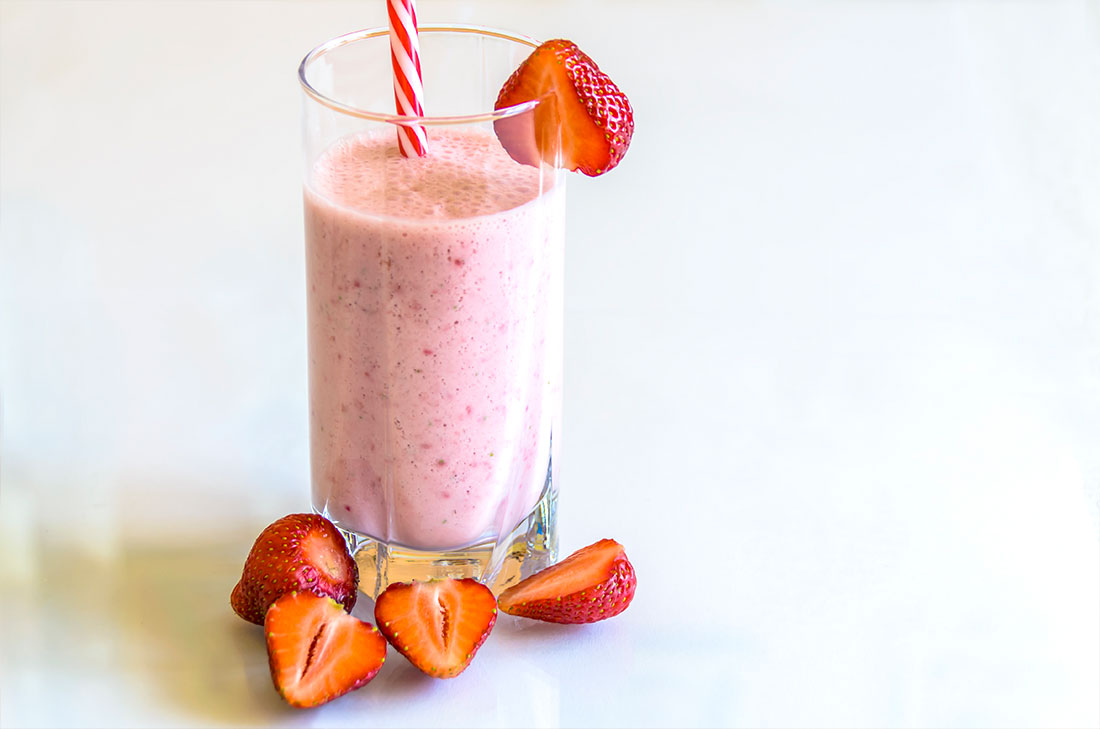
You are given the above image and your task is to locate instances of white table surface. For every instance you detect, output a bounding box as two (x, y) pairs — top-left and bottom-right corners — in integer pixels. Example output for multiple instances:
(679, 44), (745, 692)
(2, 1), (1099, 727)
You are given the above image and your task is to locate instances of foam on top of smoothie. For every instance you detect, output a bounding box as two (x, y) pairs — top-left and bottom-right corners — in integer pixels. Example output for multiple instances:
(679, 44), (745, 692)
(310, 128), (544, 220)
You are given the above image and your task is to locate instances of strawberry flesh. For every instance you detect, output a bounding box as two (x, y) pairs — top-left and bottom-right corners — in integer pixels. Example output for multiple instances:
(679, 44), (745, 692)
(231, 513), (358, 625)
(374, 578), (497, 679)
(265, 591), (386, 708)
(495, 39), (633, 176)
(498, 539), (637, 624)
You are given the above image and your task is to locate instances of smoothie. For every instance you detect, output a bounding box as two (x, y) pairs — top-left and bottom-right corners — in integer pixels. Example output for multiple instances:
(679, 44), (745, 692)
(305, 128), (563, 552)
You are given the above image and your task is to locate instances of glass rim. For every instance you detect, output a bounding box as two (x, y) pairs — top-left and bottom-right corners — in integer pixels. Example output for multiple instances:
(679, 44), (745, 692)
(298, 24), (543, 125)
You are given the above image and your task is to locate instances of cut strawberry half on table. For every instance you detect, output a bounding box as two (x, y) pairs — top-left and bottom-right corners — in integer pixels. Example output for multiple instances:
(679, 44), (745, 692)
(265, 591), (387, 708)
(494, 39), (634, 176)
(498, 538), (637, 624)
(231, 513), (358, 625)
(374, 578), (497, 679)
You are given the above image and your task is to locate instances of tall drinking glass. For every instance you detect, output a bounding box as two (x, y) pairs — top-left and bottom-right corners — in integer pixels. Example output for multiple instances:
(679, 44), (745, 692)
(299, 27), (564, 598)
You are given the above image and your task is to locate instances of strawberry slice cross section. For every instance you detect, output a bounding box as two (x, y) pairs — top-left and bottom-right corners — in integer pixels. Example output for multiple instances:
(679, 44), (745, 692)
(374, 578), (498, 679)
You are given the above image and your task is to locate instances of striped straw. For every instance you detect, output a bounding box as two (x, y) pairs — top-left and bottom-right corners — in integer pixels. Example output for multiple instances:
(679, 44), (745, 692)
(388, 0), (427, 157)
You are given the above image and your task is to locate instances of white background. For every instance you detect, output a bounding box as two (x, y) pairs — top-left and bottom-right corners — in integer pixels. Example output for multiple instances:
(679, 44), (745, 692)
(2, 1), (1099, 727)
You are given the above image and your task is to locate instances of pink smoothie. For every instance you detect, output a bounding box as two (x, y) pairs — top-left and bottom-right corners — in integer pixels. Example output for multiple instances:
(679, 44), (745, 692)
(305, 128), (563, 551)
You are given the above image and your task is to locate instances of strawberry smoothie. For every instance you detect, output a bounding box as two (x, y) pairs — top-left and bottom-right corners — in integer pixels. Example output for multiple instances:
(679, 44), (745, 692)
(305, 127), (563, 551)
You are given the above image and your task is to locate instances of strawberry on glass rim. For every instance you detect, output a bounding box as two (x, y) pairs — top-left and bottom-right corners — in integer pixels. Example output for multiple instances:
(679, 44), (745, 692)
(494, 39), (634, 176)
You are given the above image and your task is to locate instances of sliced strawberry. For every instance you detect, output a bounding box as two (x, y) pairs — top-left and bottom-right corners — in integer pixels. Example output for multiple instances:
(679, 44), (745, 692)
(498, 539), (636, 624)
(231, 513), (358, 625)
(265, 591), (386, 708)
(374, 578), (497, 679)
(494, 39), (633, 176)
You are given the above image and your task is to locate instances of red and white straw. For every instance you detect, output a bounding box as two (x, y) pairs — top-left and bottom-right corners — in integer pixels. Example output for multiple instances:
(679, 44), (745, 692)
(388, 0), (427, 157)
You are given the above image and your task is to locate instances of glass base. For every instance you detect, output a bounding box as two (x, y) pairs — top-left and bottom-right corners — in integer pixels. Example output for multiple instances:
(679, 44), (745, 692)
(324, 481), (558, 599)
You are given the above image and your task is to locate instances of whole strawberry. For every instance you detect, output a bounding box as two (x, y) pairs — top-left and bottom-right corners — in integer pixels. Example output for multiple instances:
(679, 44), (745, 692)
(498, 539), (636, 624)
(231, 513), (358, 625)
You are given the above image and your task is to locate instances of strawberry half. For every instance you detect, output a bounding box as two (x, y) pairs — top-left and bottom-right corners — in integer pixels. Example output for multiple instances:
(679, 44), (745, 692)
(231, 513), (358, 625)
(494, 39), (633, 176)
(498, 539), (636, 624)
(374, 578), (497, 679)
(265, 591), (386, 708)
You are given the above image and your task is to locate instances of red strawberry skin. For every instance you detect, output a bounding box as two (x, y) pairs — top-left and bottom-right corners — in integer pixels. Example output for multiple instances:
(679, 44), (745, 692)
(231, 513), (358, 625)
(498, 539), (637, 624)
(265, 591), (386, 708)
(495, 39), (634, 176)
(374, 578), (497, 679)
